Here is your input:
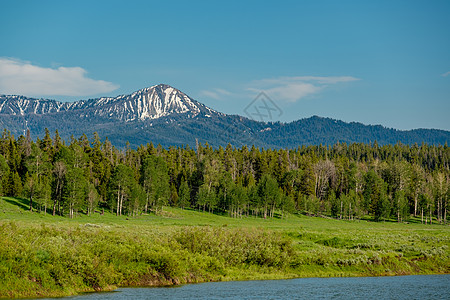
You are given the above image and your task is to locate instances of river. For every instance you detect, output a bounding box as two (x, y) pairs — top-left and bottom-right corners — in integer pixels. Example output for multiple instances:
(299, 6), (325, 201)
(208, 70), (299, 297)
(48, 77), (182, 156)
(40, 275), (449, 300)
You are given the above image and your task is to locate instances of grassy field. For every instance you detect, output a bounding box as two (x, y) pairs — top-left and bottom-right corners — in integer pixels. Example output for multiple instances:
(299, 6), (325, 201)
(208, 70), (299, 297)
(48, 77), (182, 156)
(0, 196), (449, 298)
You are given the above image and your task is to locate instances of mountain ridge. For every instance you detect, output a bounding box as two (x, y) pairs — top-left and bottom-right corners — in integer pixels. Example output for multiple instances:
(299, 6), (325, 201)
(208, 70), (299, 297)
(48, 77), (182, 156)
(0, 84), (221, 122)
(0, 84), (448, 148)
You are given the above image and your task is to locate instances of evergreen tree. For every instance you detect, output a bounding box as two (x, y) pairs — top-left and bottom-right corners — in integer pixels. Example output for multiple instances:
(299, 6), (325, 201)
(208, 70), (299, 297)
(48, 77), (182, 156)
(9, 171), (23, 198)
(0, 132), (449, 222)
(374, 183), (390, 221)
(178, 179), (190, 209)
(0, 155), (9, 196)
(280, 193), (295, 218)
(140, 156), (170, 213)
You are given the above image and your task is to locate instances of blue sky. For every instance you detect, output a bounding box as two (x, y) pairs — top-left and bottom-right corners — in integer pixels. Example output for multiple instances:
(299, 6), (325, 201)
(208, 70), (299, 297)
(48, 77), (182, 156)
(1, 0), (449, 130)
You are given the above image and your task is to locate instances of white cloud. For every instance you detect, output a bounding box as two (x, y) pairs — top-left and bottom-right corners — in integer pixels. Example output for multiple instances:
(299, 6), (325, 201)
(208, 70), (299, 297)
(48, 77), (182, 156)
(0, 57), (119, 96)
(442, 71), (450, 77)
(199, 88), (232, 100)
(247, 76), (359, 102)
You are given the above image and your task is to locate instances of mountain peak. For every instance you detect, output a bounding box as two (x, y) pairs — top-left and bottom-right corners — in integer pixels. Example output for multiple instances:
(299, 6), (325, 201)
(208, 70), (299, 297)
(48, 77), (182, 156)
(135, 83), (174, 93)
(0, 84), (220, 122)
(155, 83), (176, 90)
(120, 84), (202, 121)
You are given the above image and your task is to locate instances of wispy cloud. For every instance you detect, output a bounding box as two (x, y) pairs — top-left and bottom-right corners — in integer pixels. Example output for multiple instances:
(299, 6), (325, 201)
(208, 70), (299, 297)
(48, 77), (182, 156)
(0, 57), (119, 96)
(199, 88), (232, 100)
(247, 76), (360, 102)
(442, 71), (450, 77)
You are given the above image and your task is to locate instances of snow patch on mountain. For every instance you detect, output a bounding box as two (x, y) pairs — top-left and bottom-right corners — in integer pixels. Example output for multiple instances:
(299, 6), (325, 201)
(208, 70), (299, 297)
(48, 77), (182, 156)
(0, 84), (223, 122)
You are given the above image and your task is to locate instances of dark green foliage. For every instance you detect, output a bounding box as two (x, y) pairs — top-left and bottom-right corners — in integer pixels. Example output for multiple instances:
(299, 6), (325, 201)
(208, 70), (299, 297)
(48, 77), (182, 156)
(178, 180), (190, 209)
(9, 171), (23, 197)
(0, 130), (448, 223)
(109, 164), (137, 216)
(140, 156), (170, 213)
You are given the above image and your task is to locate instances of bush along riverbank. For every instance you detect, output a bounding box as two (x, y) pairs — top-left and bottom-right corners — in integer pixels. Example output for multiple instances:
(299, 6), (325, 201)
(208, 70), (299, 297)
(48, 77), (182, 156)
(0, 216), (449, 299)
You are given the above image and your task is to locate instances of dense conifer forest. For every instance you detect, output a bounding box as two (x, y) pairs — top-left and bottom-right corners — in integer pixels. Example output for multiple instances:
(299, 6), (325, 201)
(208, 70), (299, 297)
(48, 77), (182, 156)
(0, 129), (448, 224)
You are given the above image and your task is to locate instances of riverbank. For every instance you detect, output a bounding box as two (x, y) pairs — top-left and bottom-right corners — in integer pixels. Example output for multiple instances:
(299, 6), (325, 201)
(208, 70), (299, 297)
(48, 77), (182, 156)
(0, 197), (449, 298)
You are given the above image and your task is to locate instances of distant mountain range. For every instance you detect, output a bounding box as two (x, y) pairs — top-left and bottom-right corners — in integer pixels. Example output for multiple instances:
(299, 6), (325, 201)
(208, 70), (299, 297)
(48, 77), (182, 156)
(1, 84), (448, 148)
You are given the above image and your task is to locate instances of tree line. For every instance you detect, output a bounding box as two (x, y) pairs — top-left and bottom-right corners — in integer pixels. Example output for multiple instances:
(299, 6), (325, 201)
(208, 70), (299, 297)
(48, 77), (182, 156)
(0, 129), (448, 223)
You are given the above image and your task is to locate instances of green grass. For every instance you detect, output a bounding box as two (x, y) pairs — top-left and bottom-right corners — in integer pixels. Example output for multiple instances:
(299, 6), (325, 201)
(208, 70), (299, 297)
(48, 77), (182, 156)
(0, 196), (449, 298)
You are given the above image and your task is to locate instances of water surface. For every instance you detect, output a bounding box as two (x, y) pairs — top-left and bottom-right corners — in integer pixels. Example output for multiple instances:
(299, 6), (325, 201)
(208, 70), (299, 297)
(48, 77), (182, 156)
(45, 275), (450, 300)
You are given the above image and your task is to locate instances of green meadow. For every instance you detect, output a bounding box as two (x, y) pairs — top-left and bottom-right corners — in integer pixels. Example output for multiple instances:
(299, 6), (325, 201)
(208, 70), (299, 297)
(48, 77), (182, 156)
(0, 196), (449, 299)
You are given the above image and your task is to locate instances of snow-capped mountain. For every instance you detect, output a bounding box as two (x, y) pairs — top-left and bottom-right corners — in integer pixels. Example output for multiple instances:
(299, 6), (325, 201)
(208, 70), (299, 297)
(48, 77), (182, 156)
(0, 95), (70, 115)
(0, 84), (220, 122)
(0, 84), (448, 149)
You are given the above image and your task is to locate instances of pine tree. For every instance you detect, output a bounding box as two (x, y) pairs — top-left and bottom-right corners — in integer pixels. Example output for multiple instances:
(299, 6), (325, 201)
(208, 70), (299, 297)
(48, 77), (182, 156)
(9, 171), (22, 198)
(178, 179), (190, 209)
(0, 155), (9, 196)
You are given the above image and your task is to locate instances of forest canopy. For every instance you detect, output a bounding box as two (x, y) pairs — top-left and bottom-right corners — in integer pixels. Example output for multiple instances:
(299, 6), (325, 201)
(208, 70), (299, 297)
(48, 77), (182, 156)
(0, 129), (448, 224)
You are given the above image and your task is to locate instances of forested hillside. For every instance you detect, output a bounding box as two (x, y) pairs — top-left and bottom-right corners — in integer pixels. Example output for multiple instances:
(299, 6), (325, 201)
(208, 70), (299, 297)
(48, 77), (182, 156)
(0, 129), (448, 223)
